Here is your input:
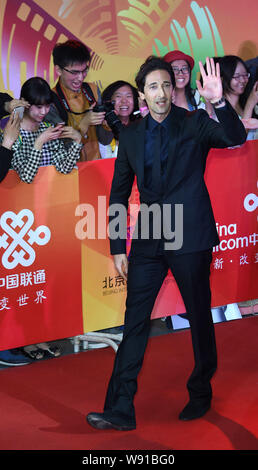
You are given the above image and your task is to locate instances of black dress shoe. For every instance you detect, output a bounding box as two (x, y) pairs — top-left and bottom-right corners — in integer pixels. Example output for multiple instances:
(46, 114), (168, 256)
(179, 400), (211, 421)
(86, 412), (136, 431)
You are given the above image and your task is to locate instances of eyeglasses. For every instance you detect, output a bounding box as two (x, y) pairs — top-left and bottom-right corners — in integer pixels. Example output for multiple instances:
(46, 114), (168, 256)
(171, 66), (190, 75)
(232, 73), (250, 81)
(62, 65), (89, 76)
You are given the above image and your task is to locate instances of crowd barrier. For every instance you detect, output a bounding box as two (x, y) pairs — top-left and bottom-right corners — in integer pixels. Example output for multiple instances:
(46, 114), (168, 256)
(0, 140), (257, 350)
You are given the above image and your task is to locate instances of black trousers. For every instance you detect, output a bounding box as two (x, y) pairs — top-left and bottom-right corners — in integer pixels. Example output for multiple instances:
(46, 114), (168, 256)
(104, 247), (217, 425)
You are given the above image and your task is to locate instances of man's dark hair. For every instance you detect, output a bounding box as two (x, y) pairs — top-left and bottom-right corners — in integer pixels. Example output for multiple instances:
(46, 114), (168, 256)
(52, 39), (91, 68)
(135, 55), (175, 92)
(20, 77), (52, 105)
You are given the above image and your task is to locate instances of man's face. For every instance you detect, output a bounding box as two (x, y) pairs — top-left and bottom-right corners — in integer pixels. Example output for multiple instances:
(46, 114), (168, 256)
(139, 69), (173, 122)
(55, 62), (89, 92)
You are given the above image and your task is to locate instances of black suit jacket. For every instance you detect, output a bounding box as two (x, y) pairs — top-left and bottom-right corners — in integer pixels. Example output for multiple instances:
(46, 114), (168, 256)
(109, 102), (247, 257)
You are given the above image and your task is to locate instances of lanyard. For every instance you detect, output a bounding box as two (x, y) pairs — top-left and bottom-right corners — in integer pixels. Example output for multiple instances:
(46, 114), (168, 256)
(55, 81), (96, 115)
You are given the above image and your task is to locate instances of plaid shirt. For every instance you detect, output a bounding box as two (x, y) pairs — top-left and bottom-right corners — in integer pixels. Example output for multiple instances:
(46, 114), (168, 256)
(10, 122), (82, 183)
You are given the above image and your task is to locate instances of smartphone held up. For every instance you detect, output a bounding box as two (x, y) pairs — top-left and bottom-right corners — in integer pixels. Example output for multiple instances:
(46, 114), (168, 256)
(13, 106), (24, 119)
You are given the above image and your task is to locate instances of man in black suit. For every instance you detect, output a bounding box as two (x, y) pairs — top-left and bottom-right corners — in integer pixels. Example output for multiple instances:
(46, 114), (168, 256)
(87, 56), (247, 431)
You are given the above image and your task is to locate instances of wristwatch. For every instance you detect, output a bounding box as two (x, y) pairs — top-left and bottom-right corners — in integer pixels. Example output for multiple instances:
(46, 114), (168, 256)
(210, 97), (226, 107)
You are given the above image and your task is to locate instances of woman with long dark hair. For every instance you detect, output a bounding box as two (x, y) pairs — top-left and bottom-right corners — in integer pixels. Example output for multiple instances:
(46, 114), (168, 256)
(219, 55), (258, 139)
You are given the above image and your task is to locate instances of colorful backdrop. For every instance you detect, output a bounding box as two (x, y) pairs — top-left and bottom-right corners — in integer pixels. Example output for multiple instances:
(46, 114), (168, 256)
(0, 167), (83, 349)
(0, 0), (257, 98)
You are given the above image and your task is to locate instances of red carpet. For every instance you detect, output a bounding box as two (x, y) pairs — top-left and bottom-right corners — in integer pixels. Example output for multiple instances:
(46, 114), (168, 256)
(0, 317), (258, 451)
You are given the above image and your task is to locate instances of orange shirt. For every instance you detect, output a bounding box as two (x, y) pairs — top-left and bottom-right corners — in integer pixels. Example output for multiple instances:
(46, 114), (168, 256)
(53, 81), (101, 161)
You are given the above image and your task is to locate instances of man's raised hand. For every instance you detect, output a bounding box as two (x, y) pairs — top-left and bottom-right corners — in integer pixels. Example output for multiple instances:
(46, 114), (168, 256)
(196, 57), (223, 104)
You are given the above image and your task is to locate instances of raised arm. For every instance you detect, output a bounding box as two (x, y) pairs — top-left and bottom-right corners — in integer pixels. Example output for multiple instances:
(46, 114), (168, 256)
(196, 57), (224, 107)
(196, 58), (246, 147)
(242, 80), (258, 119)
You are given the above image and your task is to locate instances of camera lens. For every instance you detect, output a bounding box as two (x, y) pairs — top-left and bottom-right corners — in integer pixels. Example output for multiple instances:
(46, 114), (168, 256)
(93, 104), (105, 113)
(94, 101), (124, 138)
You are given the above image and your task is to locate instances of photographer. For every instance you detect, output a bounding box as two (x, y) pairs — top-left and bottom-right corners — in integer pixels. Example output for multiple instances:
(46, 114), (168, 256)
(46, 39), (112, 161)
(98, 80), (140, 159)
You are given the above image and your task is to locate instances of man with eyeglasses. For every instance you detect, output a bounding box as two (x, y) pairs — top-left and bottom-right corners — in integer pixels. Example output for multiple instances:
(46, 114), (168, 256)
(47, 39), (112, 161)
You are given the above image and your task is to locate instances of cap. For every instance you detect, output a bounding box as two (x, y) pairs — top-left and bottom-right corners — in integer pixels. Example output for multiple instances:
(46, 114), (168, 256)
(163, 50), (194, 70)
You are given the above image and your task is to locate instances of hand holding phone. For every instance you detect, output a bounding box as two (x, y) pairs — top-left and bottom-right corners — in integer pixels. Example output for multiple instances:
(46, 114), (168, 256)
(13, 106), (24, 119)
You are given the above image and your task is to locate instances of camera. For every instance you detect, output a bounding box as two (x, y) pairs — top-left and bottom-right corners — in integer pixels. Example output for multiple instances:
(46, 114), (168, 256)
(93, 102), (123, 138)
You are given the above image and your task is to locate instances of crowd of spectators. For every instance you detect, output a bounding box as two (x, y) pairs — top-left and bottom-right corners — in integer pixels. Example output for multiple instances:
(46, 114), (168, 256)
(0, 41), (257, 366)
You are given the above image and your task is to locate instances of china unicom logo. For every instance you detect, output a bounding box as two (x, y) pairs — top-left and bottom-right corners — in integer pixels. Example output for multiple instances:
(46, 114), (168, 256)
(0, 209), (51, 269)
(243, 192), (258, 213)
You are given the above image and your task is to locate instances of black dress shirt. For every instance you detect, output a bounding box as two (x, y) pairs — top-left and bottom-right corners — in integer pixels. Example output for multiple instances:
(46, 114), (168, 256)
(144, 112), (171, 191)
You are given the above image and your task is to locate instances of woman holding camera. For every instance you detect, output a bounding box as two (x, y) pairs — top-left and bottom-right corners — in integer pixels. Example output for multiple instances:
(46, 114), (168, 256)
(98, 80), (140, 159)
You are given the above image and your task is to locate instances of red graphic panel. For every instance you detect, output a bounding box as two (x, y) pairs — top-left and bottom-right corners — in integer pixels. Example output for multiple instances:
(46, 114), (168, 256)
(77, 141), (258, 332)
(0, 167), (83, 350)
